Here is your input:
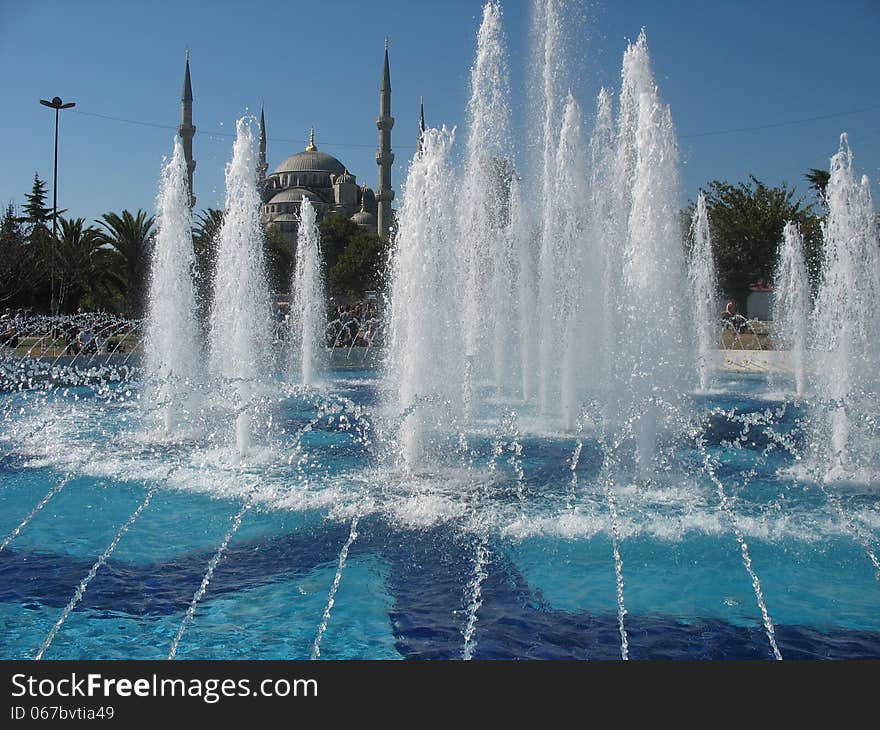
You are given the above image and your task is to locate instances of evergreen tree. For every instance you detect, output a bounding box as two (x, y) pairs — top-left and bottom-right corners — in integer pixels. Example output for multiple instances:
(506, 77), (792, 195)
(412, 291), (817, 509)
(20, 173), (52, 230)
(0, 203), (28, 303)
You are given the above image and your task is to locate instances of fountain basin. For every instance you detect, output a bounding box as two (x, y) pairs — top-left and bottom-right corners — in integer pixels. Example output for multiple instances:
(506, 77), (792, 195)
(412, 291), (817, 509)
(2, 366), (878, 659)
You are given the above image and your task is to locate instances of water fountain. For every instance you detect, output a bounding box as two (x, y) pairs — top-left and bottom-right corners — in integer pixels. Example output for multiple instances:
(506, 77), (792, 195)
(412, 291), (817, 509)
(459, 0), (514, 403)
(772, 221), (810, 396)
(143, 136), (202, 433)
(208, 117), (273, 457)
(688, 192), (718, 392)
(384, 125), (462, 470)
(289, 199), (327, 387)
(806, 134), (880, 482)
(1, 0), (879, 662)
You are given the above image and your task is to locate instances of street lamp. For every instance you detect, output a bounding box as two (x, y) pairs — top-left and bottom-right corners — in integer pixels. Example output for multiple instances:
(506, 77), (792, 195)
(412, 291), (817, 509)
(39, 96), (76, 316)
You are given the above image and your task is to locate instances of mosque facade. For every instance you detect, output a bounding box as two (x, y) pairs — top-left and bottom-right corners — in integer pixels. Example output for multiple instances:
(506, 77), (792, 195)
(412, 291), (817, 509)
(177, 43), (395, 242)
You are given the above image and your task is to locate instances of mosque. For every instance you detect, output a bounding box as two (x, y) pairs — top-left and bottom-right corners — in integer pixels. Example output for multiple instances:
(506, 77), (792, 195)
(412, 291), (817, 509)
(176, 42), (402, 243)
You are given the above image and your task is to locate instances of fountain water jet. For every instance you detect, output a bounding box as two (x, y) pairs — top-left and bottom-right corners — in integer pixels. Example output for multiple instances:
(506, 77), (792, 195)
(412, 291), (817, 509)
(509, 177), (538, 403)
(144, 136), (201, 434)
(688, 192), (718, 392)
(208, 118), (273, 458)
(809, 134), (880, 481)
(290, 198), (327, 387)
(773, 221), (810, 396)
(459, 0), (514, 399)
(385, 127), (462, 470)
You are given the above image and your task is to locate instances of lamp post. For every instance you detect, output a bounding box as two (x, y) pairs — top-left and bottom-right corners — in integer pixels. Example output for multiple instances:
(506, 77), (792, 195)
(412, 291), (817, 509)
(39, 96), (76, 316)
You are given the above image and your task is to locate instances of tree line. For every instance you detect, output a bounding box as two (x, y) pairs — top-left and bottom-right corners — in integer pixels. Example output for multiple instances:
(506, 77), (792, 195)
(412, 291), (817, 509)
(1, 174), (388, 317)
(4, 167), (853, 318)
(684, 169), (840, 307)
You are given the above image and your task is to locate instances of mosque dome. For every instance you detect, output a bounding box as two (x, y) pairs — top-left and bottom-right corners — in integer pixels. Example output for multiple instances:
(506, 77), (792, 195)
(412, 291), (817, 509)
(274, 150), (346, 176)
(274, 129), (346, 177)
(268, 188), (317, 204)
(360, 187), (377, 209)
(270, 213), (299, 223)
(351, 208), (377, 229)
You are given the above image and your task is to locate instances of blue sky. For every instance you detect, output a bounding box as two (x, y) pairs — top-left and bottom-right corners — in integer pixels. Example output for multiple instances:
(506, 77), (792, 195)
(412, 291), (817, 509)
(1, 0), (878, 226)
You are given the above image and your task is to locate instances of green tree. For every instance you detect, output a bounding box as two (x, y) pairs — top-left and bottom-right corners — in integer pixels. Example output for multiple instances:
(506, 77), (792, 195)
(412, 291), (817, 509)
(18, 174), (56, 309)
(805, 168), (831, 206)
(20, 173), (52, 230)
(54, 217), (113, 312)
(319, 216), (388, 298)
(264, 223), (291, 299)
(318, 213), (361, 273)
(193, 207), (224, 317)
(691, 176), (822, 303)
(0, 203), (29, 304)
(97, 210), (155, 317)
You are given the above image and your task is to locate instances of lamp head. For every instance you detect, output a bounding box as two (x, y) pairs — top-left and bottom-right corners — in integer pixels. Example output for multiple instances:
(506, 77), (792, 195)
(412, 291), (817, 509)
(39, 97), (75, 109)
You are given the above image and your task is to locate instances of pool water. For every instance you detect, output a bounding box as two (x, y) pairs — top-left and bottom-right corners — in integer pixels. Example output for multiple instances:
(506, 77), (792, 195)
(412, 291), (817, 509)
(1, 368), (878, 660)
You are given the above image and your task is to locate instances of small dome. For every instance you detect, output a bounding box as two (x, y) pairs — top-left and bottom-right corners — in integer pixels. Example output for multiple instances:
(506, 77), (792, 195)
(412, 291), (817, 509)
(351, 209), (377, 226)
(360, 187), (377, 208)
(336, 169), (356, 185)
(270, 213), (299, 223)
(268, 188), (318, 204)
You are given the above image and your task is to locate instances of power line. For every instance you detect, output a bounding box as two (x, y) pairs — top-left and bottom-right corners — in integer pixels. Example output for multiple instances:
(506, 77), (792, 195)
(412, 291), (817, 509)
(71, 102), (880, 149)
(70, 108), (418, 150)
(680, 104), (880, 139)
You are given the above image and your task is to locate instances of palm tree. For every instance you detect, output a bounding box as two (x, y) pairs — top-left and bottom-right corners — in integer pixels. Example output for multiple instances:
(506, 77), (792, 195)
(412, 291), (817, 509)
(55, 217), (106, 312)
(97, 210), (155, 317)
(193, 207), (224, 318)
(805, 168), (830, 206)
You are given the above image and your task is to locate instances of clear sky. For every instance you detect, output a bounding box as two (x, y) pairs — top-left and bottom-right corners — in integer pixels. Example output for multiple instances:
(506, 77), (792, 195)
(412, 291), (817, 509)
(1, 0), (878, 226)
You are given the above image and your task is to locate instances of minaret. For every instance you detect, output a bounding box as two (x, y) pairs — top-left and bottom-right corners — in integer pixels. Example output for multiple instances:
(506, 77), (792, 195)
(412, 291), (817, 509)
(416, 96), (426, 157)
(178, 49), (196, 208)
(258, 101), (268, 195)
(375, 38), (395, 240)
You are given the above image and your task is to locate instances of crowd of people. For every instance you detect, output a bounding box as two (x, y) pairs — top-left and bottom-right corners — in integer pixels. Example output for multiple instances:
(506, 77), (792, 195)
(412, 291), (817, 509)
(327, 300), (383, 348)
(0, 310), (134, 356)
(270, 299), (384, 348)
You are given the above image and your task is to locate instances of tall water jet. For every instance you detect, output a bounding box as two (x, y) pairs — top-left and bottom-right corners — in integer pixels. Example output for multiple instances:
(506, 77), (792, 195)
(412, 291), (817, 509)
(688, 192), (718, 392)
(809, 134), (880, 481)
(615, 30), (692, 472)
(590, 88), (619, 405)
(557, 88), (614, 429)
(143, 136), (201, 433)
(208, 118), (273, 457)
(550, 92), (589, 428)
(385, 127), (463, 470)
(773, 221), (810, 396)
(509, 176), (538, 402)
(459, 0), (514, 403)
(290, 198), (327, 387)
(533, 0), (569, 415)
